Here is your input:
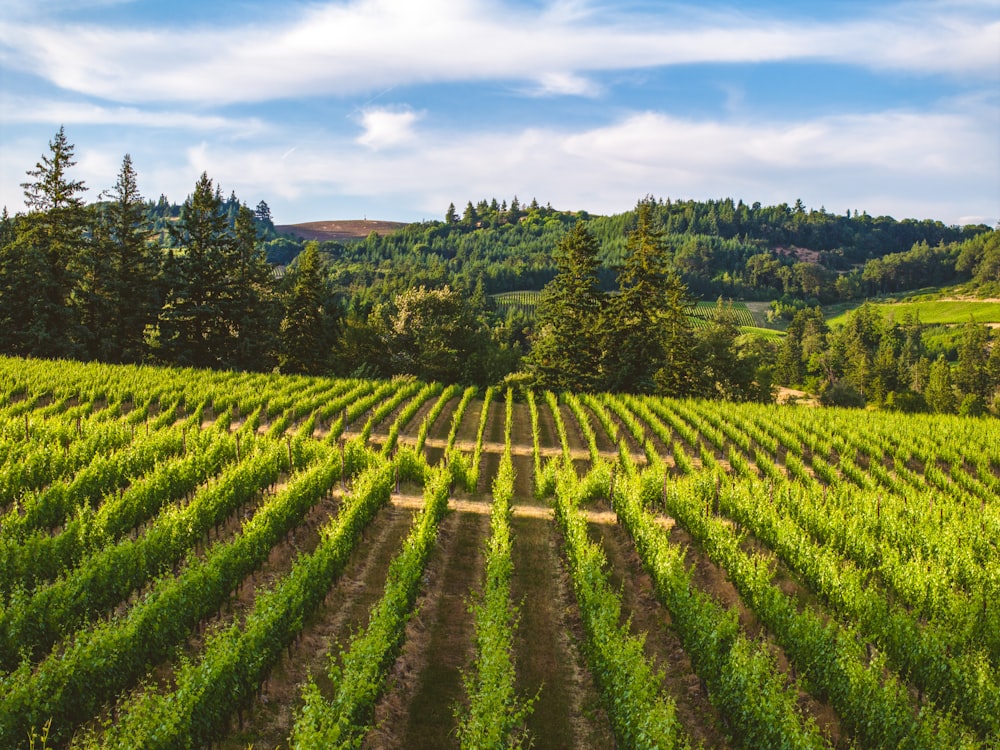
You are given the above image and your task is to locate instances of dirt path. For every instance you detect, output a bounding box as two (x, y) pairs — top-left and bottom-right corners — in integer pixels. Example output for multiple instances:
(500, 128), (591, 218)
(533, 399), (560, 454)
(365, 507), (489, 749)
(583, 403), (618, 455)
(426, 396), (458, 443)
(588, 508), (731, 748)
(510, 514), (616, 749)
(218, 500), (417, 748)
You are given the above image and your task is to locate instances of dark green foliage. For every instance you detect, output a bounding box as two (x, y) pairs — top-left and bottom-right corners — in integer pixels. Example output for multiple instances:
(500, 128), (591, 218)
(2, 128), (997, 401)
(279, 242), (340, 375)
(1, 127), (88, 358)
(525, 222), (605, 391)
(603, 201), (699, 395)
(153, 174), (278, 370)
(78, 154), (160, 363)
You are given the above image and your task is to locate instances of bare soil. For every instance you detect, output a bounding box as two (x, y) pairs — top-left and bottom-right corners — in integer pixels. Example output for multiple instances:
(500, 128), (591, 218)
(589, 513), (732, 748)
(365, 507), (488, 749)
(275, 219), (407, 242)
(511, 514), (616, 749)
(665, 517), (847, 747)
(218, 500), (417, 748)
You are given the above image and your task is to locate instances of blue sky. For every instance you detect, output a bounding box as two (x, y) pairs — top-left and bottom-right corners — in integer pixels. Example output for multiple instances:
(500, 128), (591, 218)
(1, 0), (998, 227)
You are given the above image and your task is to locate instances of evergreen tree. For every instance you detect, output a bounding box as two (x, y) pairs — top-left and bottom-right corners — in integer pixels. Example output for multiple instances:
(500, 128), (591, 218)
(603, 200), (697, 395)
(1, 127), (88, 357)
(445, 202), (458, 224)
(155, 173), (234, 368)
(925, 355), (956, 413)
(229, 204), (279, 370)
(279, 242), (339, 374)
(954, 320), (989, 402)
(526, 221), (605, 391)
(79, 154), (159, 363)
(254, 200), (273, 226)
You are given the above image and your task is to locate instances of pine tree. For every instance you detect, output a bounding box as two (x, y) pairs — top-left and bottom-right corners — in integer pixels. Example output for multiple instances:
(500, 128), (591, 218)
(156, 173), (233, 368)
(229, 204), (279, 370)
(1, 127), (88, 357)
(926, 355), (956, 413)
(526, 221), (605, 391)
(279, 242), (339, 374)
(603, 200), (698, 395)
(79, 154), (159, 363)
(954, 320), (989, 402)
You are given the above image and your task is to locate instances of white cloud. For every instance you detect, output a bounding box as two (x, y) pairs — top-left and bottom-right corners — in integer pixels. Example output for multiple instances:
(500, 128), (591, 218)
(159, 105), (998, 227)
(0, 0), (996, 105)
(355, 107), (422, 149)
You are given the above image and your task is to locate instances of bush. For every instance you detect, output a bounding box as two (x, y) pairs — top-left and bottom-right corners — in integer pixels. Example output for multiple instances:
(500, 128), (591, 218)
(882, 390), (927, 413)
(958, 393), (985, 417)
(819, 380), (866, 408)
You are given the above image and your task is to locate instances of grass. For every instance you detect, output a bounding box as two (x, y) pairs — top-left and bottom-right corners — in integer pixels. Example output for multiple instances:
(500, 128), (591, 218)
(825, 298), (1000, 327)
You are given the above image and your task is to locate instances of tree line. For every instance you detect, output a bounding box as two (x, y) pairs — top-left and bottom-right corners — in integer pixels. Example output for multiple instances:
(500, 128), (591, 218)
(0, 128), (337, 374)
(777, 304), (1000, 415)
(524, 202), (774, 401)
(2, 128), (997, 410)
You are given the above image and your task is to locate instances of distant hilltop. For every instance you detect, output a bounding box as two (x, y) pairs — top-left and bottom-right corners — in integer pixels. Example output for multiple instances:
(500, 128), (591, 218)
(275, 219), (408, 242)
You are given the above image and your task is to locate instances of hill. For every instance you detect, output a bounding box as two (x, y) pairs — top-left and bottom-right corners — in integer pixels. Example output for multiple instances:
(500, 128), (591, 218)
(275, 219), (407, 242)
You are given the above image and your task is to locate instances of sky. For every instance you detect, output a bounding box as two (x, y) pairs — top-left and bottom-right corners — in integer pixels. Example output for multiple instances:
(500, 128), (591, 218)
(1, 0), (998, 227)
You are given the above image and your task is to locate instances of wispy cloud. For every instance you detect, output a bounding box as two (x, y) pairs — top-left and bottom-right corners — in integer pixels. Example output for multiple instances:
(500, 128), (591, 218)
(1, 0), (996, 105)
(0, 96), (267, 135)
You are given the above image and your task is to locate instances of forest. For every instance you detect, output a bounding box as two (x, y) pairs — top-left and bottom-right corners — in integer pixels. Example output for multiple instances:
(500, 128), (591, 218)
(2, 128), (999, 413)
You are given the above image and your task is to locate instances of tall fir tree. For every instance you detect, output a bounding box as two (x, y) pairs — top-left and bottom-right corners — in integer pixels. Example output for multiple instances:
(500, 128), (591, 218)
(527, 221), (605, 391)
(603, 200), (698, 395)
(279, 242), (339, 374)
(1, 127), (88, 358)
(79, 154), (159, 363)
(926, 354), (956, 413)
(156, 172), (233, 368)
(229, 204), (279, 370)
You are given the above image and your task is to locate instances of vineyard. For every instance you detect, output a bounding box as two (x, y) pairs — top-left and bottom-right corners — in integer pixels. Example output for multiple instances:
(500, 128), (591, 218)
(1, 356), (999, 749)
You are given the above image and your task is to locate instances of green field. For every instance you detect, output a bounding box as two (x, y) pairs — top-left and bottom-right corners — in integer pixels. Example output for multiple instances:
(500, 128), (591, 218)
(826, 298), (1000, 327)
(493, 294), (783, 338)
(1, 356), (998, 749)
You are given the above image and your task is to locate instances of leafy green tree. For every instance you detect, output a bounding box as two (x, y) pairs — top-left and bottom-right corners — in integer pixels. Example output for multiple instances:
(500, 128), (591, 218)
(279, 242), (339, 374)
(371, 285), (492, 384)
(693, 302), (742, 398)
(526, 221), (605, 391)
(1, 127), (88, 357)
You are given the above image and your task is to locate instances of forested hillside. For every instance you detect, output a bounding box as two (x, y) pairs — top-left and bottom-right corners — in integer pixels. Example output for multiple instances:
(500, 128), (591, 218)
(2, 128), (998, 414)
